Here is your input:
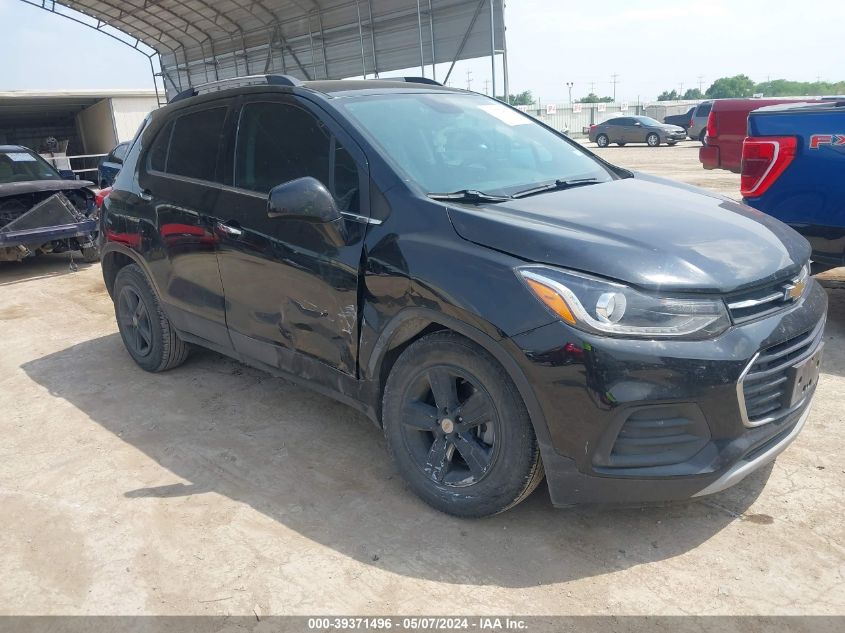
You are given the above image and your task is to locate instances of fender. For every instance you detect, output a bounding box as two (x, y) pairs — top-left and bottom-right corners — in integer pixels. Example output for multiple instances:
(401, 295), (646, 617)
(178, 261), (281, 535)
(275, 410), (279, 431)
(364, 307), (554, 449)
(99, 241), (160, 299)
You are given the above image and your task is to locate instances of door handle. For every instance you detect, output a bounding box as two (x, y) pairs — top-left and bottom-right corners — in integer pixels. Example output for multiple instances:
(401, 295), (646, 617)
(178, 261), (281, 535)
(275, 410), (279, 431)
(140, 190), (153, 201)
(215, 221), (243, 237)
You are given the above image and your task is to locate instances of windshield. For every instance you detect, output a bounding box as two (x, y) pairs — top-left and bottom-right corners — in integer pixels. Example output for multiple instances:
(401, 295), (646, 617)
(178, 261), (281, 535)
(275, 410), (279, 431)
(0, 149), (62, 184)
(338, 93), (612, 195)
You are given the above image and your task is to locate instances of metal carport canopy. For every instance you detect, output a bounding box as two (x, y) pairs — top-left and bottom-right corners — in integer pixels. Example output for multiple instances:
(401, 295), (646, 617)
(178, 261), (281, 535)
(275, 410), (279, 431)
(45, 0), (506, 99)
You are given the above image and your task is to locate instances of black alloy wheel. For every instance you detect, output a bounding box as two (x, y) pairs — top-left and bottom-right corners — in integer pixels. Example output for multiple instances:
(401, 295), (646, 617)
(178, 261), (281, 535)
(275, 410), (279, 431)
(118, 285), (153, 358)
(399, 366), (498, 487)
(383, 332), (544, 517)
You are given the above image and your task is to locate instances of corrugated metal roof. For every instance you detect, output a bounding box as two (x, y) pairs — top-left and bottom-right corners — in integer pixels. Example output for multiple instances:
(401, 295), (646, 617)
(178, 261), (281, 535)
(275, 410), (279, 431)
(52, 1), (504, 98)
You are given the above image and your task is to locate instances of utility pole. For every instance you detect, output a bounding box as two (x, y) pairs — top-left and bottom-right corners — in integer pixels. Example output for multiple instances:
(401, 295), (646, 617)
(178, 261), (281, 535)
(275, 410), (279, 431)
(697, 75), (705, 93)
(466, 70), (473, 91)
(589, 81), (595, 94)
(566, 81), (574, 104)
(679, 82), (684, 99)
(611, 73), (620, 102)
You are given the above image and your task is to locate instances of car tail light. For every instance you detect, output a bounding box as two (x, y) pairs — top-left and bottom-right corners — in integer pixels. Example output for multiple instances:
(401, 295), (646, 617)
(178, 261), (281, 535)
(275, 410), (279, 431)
(95, 186), (112, 209)
(740, 136), (797, 197)
(706, 110), (717, 138)
(689, 117), (695, 128)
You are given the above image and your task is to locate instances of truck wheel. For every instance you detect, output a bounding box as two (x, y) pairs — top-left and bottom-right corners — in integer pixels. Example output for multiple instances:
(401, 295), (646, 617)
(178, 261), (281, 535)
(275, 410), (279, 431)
(81, 245), (100, 263)
(647, 133), (660, 147)
(382, 332), (544, 517)
(596, 134), (609, 148)
(113, 264), (189, 372)
(616, 142), (626, 147)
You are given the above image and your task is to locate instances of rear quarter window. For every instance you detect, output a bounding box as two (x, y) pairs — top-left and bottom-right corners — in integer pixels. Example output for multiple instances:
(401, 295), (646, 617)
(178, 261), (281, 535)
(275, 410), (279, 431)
(167, 107), (227, 181)
(697, 102), (712, 117)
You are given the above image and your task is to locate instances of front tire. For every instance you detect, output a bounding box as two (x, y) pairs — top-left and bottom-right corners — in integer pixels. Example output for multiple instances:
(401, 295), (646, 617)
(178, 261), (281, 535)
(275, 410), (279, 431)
(113, 264), (189, 372)
(382, 332), (544, 517)
(647, 133), (660, 147)
(596, 134), (609, 148)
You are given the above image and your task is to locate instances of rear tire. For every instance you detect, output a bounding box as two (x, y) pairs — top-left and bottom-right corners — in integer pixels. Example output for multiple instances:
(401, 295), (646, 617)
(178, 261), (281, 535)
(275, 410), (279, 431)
(616, 142), (626, 147)
(596, 134), (609, 148)
(382, 331), (544, 517)
(113, 264), (189, 372)
(647, 133), (660, 147)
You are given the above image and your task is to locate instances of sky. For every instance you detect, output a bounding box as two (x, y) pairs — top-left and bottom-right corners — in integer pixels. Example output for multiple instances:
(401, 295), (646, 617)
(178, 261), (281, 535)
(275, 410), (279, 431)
(1, 0), (843, 102)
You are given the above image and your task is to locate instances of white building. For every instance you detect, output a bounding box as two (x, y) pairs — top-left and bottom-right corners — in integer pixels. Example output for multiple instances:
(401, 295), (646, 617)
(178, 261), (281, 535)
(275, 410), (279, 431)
(0, 89), (159, 157)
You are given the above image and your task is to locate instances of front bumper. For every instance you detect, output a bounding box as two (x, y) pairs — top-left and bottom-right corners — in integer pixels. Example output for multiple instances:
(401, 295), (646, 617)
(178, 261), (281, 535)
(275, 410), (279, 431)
(508, 278), (828, 506)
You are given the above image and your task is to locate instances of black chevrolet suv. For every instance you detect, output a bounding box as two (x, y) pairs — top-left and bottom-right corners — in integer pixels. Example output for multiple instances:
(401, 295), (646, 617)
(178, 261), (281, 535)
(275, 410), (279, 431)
(101, 75), (826, 517)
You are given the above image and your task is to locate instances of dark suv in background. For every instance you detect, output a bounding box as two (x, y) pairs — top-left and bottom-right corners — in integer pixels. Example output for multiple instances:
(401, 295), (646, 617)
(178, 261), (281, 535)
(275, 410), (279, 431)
(100, 76), (826, 517)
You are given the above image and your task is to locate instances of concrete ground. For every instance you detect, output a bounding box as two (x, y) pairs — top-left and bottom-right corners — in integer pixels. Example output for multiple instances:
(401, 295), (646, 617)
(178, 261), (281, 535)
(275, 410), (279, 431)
(1, 140), (843, 618)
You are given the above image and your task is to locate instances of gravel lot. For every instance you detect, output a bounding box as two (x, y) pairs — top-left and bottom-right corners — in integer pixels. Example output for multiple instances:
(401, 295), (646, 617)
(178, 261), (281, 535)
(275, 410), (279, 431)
(1, 141), (843, 619)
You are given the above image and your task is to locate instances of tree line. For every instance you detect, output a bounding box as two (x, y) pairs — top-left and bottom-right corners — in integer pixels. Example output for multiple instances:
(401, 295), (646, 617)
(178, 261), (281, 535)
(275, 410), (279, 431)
(657, 75), (845, 101)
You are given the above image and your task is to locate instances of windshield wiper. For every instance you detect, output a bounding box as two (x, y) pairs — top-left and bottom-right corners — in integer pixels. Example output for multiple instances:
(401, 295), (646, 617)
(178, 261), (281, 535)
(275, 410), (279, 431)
(511, 178), (604, 199)
(428, 189), (512, 203)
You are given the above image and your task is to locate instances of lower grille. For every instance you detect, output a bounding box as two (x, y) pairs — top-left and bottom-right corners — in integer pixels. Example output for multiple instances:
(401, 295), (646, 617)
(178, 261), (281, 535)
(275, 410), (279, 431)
(740, 321), (824, 425)
(600, 405), (710, 469)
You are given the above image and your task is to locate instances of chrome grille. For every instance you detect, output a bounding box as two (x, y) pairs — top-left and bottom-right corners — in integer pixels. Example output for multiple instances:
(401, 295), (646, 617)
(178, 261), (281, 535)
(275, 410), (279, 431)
(739, 321), (824, 425)
(727, 266), (809, 324)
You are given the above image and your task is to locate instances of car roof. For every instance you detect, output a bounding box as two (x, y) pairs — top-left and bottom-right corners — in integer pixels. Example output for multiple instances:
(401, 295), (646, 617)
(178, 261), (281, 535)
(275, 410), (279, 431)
(753, 100), (845, 114)
(0, 145), (33, 152)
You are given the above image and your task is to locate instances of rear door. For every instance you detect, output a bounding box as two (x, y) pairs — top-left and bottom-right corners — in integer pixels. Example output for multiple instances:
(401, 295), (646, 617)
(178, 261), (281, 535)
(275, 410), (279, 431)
(136, 101), (234, 349)
(213, 95), (369, 376)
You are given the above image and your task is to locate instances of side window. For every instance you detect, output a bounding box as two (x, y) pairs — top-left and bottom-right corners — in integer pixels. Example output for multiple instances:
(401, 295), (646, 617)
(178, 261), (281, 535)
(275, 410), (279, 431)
(697, 102), (712, 117)
(147, 120), (173, 173)
(166, 107), (227, 181)
(235, 102), (359, 211)
(112, 143), (129, 162)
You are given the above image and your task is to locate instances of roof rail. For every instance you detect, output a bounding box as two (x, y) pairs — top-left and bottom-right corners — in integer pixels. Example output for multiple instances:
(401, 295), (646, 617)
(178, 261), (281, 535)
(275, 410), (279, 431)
(169, 74), (303, 104)
(381, 76), (443, 86)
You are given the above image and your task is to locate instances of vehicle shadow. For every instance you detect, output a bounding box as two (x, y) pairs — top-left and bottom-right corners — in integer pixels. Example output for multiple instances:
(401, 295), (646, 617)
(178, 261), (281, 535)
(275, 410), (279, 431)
(0, 252), (96, 287)
(21, 334), (775, 588)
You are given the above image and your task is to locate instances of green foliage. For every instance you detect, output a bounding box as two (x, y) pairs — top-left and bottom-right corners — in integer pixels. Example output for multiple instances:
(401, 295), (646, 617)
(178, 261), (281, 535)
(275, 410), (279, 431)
(657, 89), (680, 101)
(683, 88), (704, 100)
(754, 79), (845, 96)
(578, 93), (614, 103)
(496, 90), (534, 106)
(705, 74), (756, 98)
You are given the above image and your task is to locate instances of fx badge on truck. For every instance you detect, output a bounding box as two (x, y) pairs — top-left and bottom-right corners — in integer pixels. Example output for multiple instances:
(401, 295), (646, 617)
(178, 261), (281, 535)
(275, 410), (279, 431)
(809, 134), (845, 149)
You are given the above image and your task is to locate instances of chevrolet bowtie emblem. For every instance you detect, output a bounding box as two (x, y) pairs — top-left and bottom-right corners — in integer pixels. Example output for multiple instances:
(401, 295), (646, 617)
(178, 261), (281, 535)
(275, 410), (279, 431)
(784, 278), (806, 301)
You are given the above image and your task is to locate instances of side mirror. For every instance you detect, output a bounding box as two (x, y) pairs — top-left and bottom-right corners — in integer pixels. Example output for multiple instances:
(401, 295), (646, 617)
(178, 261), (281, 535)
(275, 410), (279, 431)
(267, 176), (341, 223)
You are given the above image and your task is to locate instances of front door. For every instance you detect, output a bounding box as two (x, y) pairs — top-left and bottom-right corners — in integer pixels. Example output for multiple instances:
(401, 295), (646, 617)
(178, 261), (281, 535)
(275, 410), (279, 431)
(213, 97), (369, 376)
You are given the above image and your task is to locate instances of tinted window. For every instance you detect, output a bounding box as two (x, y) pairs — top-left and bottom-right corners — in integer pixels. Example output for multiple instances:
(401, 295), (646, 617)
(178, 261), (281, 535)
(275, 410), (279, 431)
(166, 107), (227, 181)
(697, 102), (712, 116)
(0, 150), (61, 183)
(147, 121), (173, 173)
(606, 118), (624, 125)
(235, 101), (359, 211)
(112, 142), (129, 162)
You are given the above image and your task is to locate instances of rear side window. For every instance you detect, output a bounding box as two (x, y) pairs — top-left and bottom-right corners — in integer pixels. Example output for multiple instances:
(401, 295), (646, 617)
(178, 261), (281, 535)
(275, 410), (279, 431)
(697, 102), (712, 117)
(147, 121), (173, 172)
(167, 107), (227, 181)
(235, 101), (359, 211)
(112, 142), (129, 162)
(147, 107), (227, 181)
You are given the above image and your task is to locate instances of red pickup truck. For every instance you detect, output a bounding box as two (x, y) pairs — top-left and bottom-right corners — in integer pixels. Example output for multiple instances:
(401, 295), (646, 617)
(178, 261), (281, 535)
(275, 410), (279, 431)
(699, 98), (798, 172)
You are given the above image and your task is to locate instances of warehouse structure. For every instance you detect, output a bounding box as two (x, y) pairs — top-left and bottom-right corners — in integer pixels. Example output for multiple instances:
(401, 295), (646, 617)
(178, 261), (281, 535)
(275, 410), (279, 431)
(22, 0), (509, 101)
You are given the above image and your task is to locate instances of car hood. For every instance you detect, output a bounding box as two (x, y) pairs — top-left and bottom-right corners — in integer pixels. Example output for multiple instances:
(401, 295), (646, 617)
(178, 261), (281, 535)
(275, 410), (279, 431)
(0, 179), (94, 199)
(446, 175), (810, 294)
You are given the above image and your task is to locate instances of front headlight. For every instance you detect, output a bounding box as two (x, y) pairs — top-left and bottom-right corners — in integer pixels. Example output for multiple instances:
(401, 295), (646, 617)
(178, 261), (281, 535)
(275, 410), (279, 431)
(517, 266), (730, 339)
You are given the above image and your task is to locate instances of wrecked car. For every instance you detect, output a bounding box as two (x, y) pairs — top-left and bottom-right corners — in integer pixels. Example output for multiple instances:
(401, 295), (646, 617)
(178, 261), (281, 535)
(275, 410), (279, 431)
(0, 145), (99, 263)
